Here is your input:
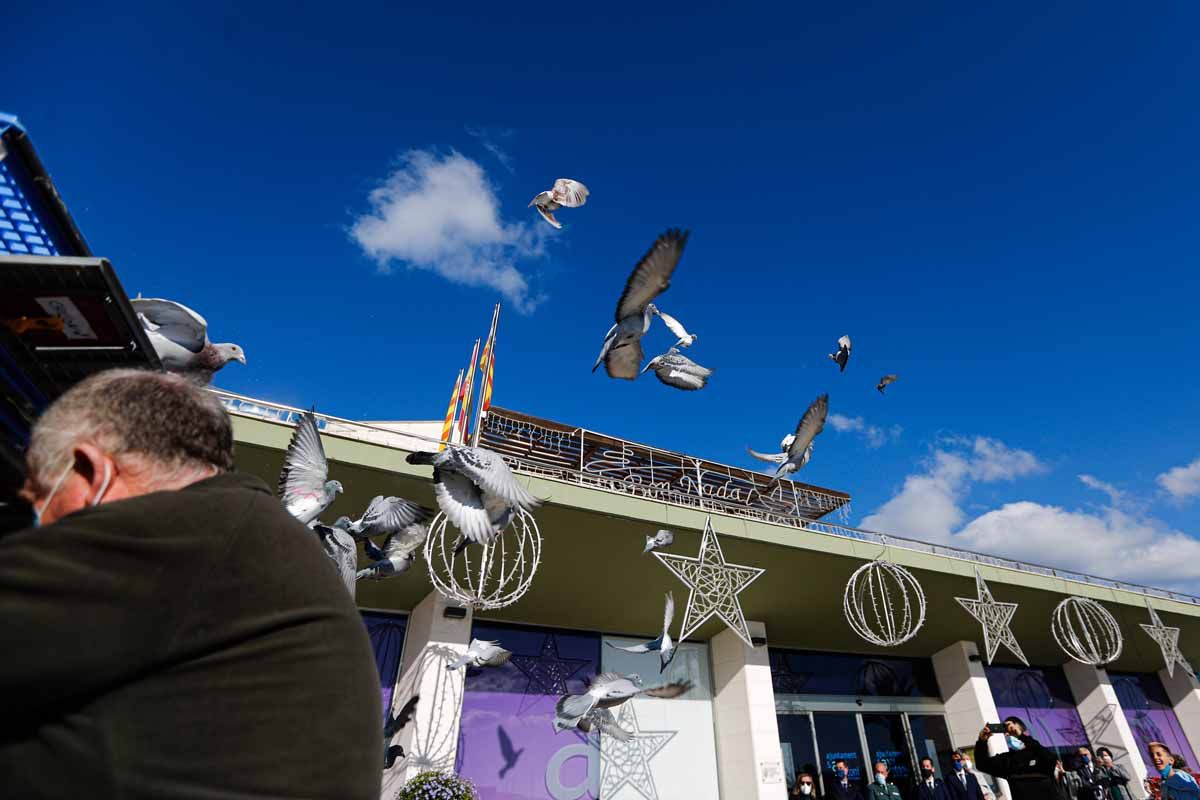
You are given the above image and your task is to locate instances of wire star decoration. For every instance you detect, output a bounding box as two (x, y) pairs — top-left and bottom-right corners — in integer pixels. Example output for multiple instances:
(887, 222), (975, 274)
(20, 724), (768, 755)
(653, 516), (765, 647)
(1140, 599), (1194, 679)
(509, 633), (590, 696)
(955, 568), (1028, 666)
(599, 701), (677, 800)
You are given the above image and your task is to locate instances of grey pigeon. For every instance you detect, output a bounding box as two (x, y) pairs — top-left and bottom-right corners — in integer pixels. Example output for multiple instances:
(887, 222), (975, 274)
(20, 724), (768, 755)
(653, 307), (697, 348)
(764, 394), (829, 483)
(828, 334), (852, 372)
(346, 495), (433, 539)
(877, 374), (898, 394)
(447, 639), (513, 671)
(406, 446), (539, 550)
(643, 529), (674, 553)
(555, 672), (693, 726)
(131, 297), (245, 384)
(593, 229), (690, 379)
(357, 522), (428, 581)
(310, 518), (357, 595)
(554, 705), (633, 742)
(642, 347), (713, 391)
(278, 410), (343, 525)
(747, 433), (796, 466)
(529, 178), (589, 229)
(605, 592), (678, 673)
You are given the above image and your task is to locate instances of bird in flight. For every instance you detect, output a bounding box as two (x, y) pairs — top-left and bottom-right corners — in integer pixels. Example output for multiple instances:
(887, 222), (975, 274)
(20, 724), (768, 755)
(132, 297), (245, 383)
(828, 335), (852, 372)
(750, 394), (830, 482)
(877, 374), (899, 394)
(605, 592), (678, 672)
(278, 410), (342, 525)
(529, 178), (589, 229)
(642, 348), (713, 391)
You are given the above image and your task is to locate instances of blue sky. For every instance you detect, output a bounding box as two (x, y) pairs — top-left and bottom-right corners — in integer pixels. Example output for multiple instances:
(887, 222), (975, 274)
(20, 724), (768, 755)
(9, 2), (1200, 590)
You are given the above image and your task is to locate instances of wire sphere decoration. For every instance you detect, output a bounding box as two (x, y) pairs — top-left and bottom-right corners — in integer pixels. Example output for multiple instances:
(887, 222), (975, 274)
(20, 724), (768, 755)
(843, 560), (927, 647)
(1051, 596), (1124, 665)
(423, 509), (542, 611)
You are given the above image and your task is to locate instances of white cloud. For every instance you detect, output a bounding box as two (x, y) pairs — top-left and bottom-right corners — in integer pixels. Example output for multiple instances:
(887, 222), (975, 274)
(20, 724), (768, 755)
(350, 149), (545, 312)
(861, 439), (1200, 593)
(827, 413), (902, 449)
(1157, 458), (1200, 503)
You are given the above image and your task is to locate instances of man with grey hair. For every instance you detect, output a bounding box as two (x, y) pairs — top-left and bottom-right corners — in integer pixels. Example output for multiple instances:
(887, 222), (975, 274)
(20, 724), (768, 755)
(1, 369), (382, 798)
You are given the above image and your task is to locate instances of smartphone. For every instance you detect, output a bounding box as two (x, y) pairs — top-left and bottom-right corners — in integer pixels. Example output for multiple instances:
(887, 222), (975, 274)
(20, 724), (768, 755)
(987, 723), (1006, 733)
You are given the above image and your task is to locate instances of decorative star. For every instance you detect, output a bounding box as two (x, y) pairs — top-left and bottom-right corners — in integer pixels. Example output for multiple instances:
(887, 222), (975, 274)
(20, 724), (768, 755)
(1140, 600), (1193, 679)
(510, 633), (591, 696)
(599, 701), (677, 800)
(955, 568), (1028, 666)
(653, 516), (765, 647)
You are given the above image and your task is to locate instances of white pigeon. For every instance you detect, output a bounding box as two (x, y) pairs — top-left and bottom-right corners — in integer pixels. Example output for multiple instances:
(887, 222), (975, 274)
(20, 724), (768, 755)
(653, 308), (697, 348)
(405, 446), (539, 549)
(641, 348), (713, 391)
(132, 297), (245, 384)
(310, 518), (357, 596)
(593, 229), (689, 379)
(446, 639), (513, 671)
(606, 592), (677, 672)
(747, 433), (796, 466)
(553, 705), (633, 741)
(643, 529), (674, 553)
(346, 495), (433, 540)
(357, 522), (428, 581)
(828, 334), (852, 372)
(529, 178), (589, 229)
(765, 394), (829, 483)
(555, 672), (693, 725)
(877, 374), (899, 394)
(278, 410), (343, 525)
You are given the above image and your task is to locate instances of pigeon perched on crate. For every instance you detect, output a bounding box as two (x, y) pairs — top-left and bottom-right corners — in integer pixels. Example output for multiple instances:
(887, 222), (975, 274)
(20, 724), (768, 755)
(529, 178), (589, 229)
(828, 335), (852, 372)
(606, 592), (678, 672)
(278, 410), (343, 525)
(131, 297), (245, 384)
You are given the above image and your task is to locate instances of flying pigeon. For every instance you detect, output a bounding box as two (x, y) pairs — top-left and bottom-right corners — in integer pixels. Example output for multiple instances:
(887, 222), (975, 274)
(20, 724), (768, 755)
(278, 410), (343, 525)
(446, 639), (513, 671)
(593, 229), (690, 379)
(654, 307), (697, 348)
(310, 518), (357, 595)
(357, 522), (428, 581)
(642, 347), (713, 391)
(765, 394), (829, 483)
(529, 178), (589, 229)
(828, 335), (852, 372)
(877, 374), (899, 394)
(346, 495), (433, 539)
(643, 529), (674, 553)
(497, 726), (524, 779)
(553, 705), (634, 742)
(131, 297), (245, 384)
(747, 433), (796, 466)
(555, 672), (693, 727)
(606, 592), (678, 672)
(383, 695), (419, 769)
(406, 446), (539, 550)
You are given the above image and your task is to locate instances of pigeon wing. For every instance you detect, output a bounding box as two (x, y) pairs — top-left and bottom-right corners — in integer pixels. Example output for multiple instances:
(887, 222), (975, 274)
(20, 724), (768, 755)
(615, 229), (689, 322)
(277, 411), (329, 503)
(606, 641), (653, 654)
(657, 368), (706, 390)
(434, 470), (494, 544)
(451, 447), (540, 511)
(747, 446), (788, 464)
(838, 335), (852, 351)
(605, 339), (644, 379)
(394, 695), (420, 729)
(534, 204), (561, 229)
(498, 726), (516, 760)
(383, 523), (429, 558)
(787, 394), (829, 459)
(590, 707), (634, 742)
(663, 592), (675, 634)
(551, 178), (589, 208)
(131, 298), (208, 353)
(641, 679), (694, 699)
(655, 309), (691, 342)
(367, 495), (434, 532)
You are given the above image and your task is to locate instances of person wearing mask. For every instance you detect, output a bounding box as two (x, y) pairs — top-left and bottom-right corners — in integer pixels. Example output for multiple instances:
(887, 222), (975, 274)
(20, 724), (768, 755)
(1149, 742), (1200, 800)
(829, 759), (865, 800)
(946, 749), (985, 800)
(1073, 747), (1107, 800)
(868, 761), (903, 800)
(974, 717), (1058, 800)
(794, 771), (821, 799)
(1056, 760), (1082, 800)
(1096, 748), (1131, 800)
(916, 757), (953, 800)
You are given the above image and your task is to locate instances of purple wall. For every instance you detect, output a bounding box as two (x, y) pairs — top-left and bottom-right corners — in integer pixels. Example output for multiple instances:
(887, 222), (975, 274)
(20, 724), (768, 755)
(987, 665), (1090, 759)
(1111, 672), (1198, 770)
(362, 610), (408, 721)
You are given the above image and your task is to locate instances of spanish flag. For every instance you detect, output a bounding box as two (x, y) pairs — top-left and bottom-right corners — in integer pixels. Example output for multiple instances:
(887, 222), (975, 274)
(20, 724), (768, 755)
(439, 368), (464, 451)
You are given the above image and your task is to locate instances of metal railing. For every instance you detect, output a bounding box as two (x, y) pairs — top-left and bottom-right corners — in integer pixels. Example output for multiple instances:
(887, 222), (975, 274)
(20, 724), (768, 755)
(212, 389), (1200, 606)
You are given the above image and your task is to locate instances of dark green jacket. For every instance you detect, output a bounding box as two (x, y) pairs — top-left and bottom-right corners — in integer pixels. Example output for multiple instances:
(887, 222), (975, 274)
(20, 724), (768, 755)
(868, 781), (904, 800)
(0, 472), (383, 798)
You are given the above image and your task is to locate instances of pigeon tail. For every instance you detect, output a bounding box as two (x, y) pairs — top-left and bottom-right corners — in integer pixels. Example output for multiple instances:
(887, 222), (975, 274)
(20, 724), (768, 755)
(406, 451), (437, 466)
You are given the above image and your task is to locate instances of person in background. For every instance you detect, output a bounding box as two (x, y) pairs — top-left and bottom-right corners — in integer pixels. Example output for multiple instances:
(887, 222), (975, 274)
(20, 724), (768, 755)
(794, 771), (821, 799)
(868, 761), (903, 800)
(1150, 742), (1200, 800)
(1073, 747), (1107, 800)
(1056, 760), (1082, 800)
(1096, 747), (1131, 800)
(829, 759), (865, 800)
(917, 757), (953, 800)
(975, 717), (1058, 800)
(946, 750), (985, 800)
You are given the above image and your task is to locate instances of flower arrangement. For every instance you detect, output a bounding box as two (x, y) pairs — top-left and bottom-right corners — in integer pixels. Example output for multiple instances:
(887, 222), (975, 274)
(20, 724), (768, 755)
(396, 771), (479, 800)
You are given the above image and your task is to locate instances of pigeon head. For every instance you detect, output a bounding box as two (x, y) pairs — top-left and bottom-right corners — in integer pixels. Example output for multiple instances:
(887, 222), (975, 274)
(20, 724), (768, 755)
(215, 343), (247, 365)
(646, 303), (659, 315)
(332, 515), (352, 529)
(326, 479), (344, 496)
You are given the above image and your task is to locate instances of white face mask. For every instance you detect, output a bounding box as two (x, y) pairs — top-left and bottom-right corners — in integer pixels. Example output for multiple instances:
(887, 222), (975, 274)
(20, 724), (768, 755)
(33, 459), (111, 527)
(875, 774), (888, 785)
(800, 785), (813, 795)
(964, 760), (973, 771)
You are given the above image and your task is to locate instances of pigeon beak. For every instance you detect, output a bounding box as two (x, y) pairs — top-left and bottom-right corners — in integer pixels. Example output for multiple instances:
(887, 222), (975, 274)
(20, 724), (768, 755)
(236, 353), (247, 365)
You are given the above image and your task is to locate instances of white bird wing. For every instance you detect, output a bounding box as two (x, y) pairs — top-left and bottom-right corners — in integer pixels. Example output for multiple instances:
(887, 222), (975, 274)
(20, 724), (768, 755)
(615, 229), (689, 322)
(131, 297), (208, 353)
(787, 394), (829, 460)
(838, 334), (852, 352)
(363, 495), (433, 532)
(434, 470), (494, 544)
(533, 203), (561, 229)
(551, 178), (589, 208)
(747, 446), (788, 464)
(662, 592), (675, 636)
(606, 641), (652, 653)
(277, 411), (329, 504)
(605, 338), (644, 380)
(528, 190), (554, 208)
(655, 309), (692, 342)
(452, 447), (540, 511)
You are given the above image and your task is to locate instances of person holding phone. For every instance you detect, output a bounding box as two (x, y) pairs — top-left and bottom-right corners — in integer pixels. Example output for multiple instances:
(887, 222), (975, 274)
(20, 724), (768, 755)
(1096, 747), (1131, 800)
(974, 717), (1057, 800)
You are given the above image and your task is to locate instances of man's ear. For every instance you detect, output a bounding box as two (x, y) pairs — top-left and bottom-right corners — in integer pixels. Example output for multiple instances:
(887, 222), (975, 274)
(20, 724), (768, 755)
(71, 442), (116, 500)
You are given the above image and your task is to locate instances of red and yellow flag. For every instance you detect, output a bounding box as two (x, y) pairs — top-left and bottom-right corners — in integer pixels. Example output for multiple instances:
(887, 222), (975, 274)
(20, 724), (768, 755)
(457, 339), (481, 444)
(478, 304), (500, 418)
(439, 369), (464, 451)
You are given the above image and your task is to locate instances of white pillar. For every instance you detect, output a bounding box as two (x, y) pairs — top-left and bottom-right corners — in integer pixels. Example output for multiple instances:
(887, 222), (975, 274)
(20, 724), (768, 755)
(710, 621), (788, 799)
(1158, 667), (1200, 760)
(932, 641), (1011, 800)
(380, 591), (473, 797)
(1063, 662), (1147, 798)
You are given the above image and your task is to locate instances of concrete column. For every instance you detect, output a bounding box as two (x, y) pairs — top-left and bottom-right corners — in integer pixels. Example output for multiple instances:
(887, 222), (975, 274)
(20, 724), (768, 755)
(1159, 666), (1200, 760)
(710, 621), (787, 799)
(1063, 662), (1147, 798)
(931, 641), (1011, 800)
(380, 590), (473, 796)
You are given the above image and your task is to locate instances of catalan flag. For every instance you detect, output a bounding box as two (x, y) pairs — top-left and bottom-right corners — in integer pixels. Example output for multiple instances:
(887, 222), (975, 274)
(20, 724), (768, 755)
(439, 368), (464, 451)
(477, 304), (500, 421)
(457, 339), (481, 444)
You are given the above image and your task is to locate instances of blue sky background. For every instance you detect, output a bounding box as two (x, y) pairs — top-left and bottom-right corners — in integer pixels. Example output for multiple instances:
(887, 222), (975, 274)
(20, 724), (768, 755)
(8, 2), (1200, 589)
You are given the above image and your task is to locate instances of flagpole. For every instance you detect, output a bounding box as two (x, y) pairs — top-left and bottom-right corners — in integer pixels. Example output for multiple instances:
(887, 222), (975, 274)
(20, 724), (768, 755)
(470, 303), (501, 448)
(439, 369), (464, 451)
(457, 338), (481, 444)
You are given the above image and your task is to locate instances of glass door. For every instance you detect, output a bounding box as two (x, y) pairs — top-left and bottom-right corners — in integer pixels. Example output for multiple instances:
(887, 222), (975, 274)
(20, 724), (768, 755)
(778, 712), (819, 791)
(862, 713), (914, 799)
(907, 714), (955, 780)
(813, 712), (869, 794)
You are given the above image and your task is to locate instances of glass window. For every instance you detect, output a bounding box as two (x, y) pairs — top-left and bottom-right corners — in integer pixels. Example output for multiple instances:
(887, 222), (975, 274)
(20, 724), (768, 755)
(908, 714), (954, 780)
(360, 610), (408, 721)
(778, 713), (820, 790)
(985, 665), (1089, 761)
(770, 648), (941, 698)
(1111, 672), (1198, 770)
(815, 712), (869, 788)
(863, 713), (914, 798)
